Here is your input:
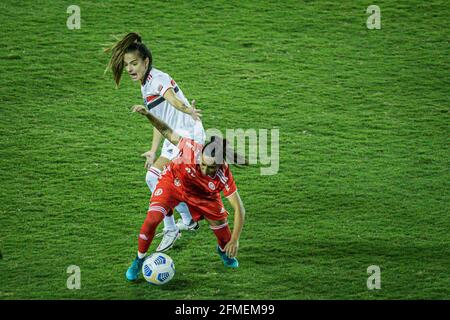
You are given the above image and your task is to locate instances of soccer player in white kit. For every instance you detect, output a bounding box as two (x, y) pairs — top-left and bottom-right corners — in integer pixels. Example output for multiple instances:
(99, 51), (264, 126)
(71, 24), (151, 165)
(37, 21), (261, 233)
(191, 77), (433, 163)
(106, 32), (206, 252)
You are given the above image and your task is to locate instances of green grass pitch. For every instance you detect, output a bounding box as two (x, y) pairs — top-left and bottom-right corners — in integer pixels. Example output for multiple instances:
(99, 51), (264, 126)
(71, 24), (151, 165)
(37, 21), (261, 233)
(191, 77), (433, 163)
(0, 0), (448, 299)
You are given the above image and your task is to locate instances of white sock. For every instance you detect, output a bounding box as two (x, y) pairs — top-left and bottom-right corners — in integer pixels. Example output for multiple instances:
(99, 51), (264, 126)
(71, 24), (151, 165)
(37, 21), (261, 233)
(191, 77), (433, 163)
(137, 251), (146, 259)
(145, 167), (161, 192)
(175, 202), (193, 225)
(163, 215), (177, 232)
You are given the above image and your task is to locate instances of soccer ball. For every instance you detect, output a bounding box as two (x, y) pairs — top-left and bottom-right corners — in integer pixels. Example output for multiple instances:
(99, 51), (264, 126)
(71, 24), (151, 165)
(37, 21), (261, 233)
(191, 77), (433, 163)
(141, 252), (175, 285)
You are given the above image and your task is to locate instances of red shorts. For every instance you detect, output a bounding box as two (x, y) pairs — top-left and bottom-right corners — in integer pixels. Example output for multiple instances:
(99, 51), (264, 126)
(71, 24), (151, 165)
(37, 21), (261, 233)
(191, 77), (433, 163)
(149, 175), (228, 222)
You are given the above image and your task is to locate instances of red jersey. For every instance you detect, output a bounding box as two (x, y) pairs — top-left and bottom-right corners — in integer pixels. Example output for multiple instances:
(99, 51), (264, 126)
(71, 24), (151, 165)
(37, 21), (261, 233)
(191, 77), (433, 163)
(163, 137), (237, 199)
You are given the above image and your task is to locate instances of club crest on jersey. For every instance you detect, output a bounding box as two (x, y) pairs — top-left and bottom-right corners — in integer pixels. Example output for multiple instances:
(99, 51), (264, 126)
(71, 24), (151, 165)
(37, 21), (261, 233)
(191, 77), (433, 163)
(154, 188), (163, 196)
(208, 182), (216, 190)
(174, 178), (181, 187)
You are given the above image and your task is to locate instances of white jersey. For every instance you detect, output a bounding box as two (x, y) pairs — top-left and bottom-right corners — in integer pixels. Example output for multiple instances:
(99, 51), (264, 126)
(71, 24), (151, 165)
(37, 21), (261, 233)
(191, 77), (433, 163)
(140, 67), (205, 145)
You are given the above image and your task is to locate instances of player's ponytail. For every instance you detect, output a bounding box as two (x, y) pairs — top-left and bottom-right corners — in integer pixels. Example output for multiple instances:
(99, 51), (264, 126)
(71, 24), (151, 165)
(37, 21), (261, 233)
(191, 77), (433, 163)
(203, 136), (248, 166)
(104, 32), (153, 87)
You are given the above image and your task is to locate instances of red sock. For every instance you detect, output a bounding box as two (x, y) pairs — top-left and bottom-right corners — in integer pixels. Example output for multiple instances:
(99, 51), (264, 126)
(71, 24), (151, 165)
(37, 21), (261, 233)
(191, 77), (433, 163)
(138, 209), (164, 254)
(210, 222), (231, 250)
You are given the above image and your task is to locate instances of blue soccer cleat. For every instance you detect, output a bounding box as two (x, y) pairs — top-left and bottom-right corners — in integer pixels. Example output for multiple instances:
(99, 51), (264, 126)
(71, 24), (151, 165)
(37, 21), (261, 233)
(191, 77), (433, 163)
(125, 256), (144, 281)
(216, 245), (239, 268)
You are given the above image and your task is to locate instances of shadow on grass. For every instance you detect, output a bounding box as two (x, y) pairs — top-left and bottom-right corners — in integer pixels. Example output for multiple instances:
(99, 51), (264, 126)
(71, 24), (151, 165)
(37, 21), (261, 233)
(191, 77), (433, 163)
(132, 277), (193, 291)
(244, 237), (450, 267)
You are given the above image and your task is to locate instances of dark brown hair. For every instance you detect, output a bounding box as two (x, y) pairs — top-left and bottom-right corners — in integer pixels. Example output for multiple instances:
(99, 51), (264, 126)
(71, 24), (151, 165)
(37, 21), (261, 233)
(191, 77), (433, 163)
(104, 32), (152, 87)
(202, 136), (248, 166)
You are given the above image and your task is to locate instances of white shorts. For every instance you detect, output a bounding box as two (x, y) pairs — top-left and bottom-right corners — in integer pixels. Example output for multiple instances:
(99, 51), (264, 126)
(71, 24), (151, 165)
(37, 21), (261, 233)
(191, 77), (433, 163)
(160, 121), (206, 160)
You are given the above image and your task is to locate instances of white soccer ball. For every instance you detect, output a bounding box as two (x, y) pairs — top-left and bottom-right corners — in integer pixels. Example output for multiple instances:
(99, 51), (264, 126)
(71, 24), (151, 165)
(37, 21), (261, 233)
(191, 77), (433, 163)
(141, 252), (175, 285)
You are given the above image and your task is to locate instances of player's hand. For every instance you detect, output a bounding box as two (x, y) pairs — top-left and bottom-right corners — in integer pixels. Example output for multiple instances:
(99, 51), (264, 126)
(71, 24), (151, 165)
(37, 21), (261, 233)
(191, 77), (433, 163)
(141, 150), (157, 170)
(189, 100), (202, 121)
(131, 105), (148, 116)
(224, 238), (239, 258)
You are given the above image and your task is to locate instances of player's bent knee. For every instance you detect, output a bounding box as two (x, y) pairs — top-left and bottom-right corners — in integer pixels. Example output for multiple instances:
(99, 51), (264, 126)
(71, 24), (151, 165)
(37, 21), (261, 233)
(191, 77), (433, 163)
(143, 209), (165, 228)
(208, 219), (228, 230)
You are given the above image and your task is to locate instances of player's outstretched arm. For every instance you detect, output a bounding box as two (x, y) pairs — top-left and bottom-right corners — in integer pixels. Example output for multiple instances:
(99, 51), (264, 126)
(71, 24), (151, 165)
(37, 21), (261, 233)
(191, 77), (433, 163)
(163, 90), (202, 121)
(224, 191), (245, 258)
(131, 105), (181, 146)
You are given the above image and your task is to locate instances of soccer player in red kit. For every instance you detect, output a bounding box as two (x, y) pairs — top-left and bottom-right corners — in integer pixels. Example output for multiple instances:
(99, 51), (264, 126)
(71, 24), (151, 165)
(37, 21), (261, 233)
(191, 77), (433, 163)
(126, 105), (246, 281)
